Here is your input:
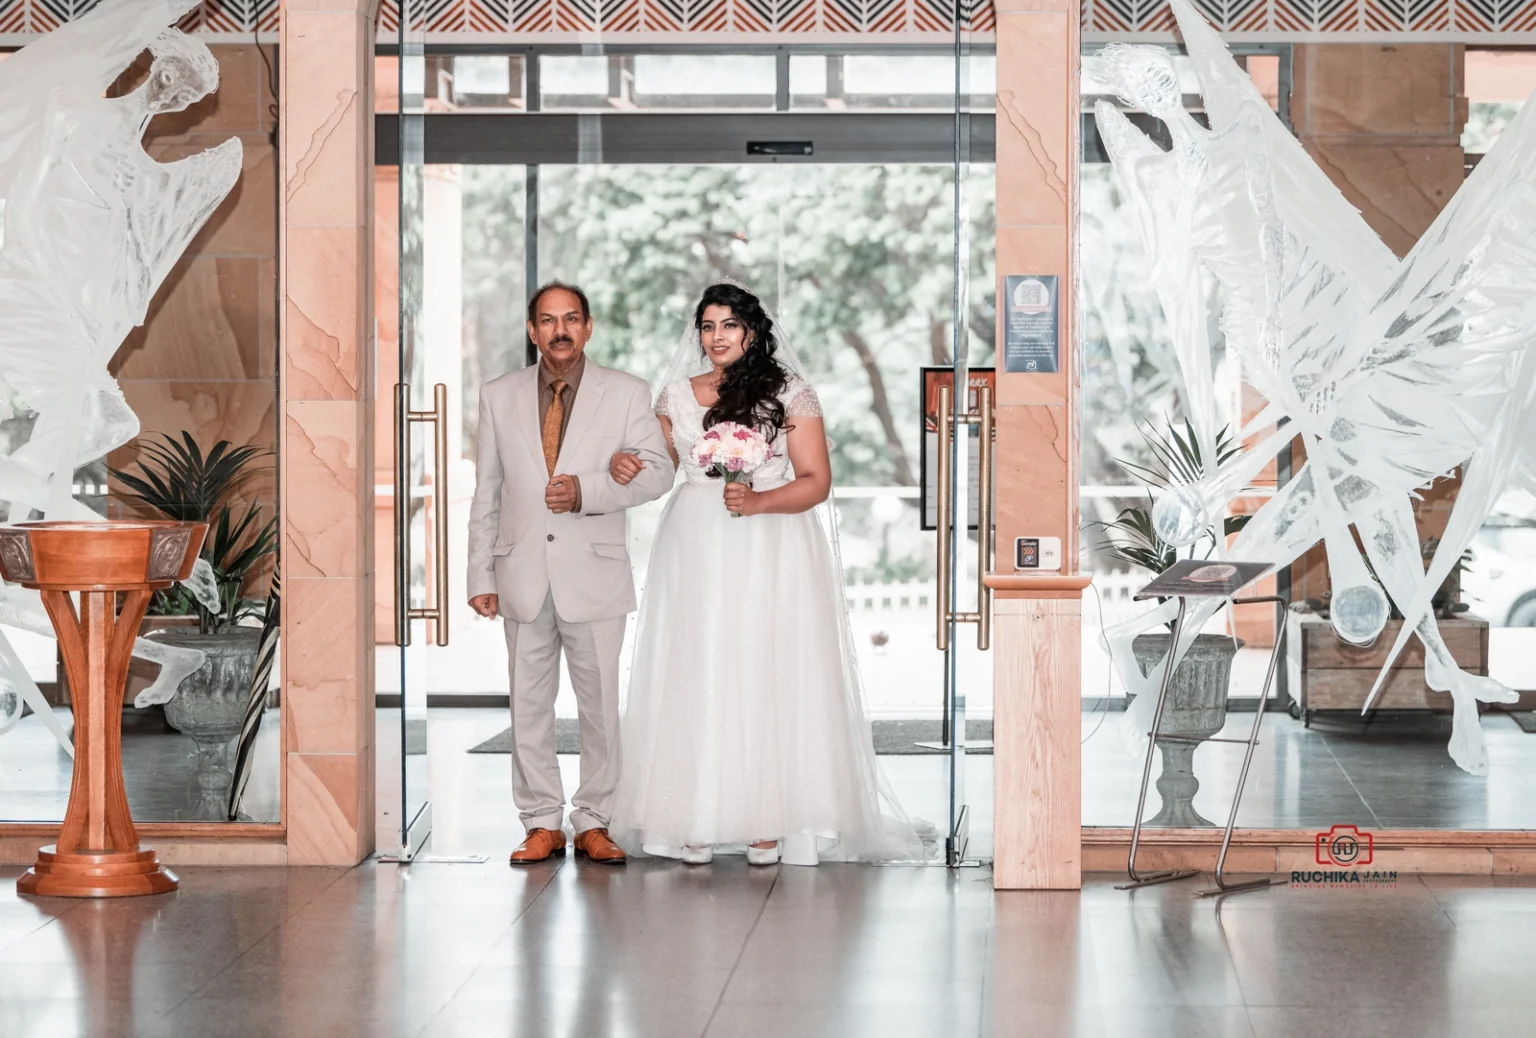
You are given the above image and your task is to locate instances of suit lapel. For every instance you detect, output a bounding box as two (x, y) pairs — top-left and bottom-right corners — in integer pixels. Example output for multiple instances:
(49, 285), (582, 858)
(556, 362), (607, 472)
(513, 365), (544, 473)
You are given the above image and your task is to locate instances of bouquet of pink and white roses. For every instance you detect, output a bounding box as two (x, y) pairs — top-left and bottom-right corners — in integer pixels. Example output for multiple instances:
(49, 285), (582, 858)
(690, 422), (771, 517)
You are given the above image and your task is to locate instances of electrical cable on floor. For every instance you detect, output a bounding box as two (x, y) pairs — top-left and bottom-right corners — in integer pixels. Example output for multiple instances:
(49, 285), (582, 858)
(1082, 578), (1116, 744)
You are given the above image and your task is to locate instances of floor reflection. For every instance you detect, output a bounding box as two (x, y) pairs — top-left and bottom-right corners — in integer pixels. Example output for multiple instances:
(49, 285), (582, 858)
(6, 860), (1536, 1037)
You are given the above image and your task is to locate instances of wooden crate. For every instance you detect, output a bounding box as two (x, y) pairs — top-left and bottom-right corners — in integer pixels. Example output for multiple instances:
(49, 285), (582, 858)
(1287, 613), (1489, 717)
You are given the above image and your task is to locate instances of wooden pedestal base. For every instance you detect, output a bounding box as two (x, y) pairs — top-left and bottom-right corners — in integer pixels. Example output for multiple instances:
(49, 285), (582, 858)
(17, 845), (178, 898)
(0, 521), (206, 900)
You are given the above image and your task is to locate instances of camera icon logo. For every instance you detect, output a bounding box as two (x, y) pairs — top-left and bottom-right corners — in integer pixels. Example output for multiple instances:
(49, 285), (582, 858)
(1315, 824), (1373, 867)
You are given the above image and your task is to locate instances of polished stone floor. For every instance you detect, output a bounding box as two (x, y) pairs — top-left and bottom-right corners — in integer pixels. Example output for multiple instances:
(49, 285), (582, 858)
(4, 858), (1536, 1038)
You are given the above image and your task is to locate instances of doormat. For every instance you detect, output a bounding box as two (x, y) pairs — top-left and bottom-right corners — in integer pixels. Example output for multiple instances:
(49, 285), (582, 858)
(1506, 711), (1536, 734)
(467, 719), (994, 755)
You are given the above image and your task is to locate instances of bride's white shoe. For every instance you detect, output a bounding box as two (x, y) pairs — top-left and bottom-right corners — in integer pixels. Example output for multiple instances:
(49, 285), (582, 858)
(780, 834), (820, 867)
(680, 845), (714, 865)
(746, 842), (780, 866)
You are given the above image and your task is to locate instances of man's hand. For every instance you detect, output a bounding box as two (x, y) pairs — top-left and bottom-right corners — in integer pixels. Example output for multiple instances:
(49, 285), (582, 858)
(610, 452), (644, 486)
(470, 593), (499, 619)
(545, 475), (580, 514)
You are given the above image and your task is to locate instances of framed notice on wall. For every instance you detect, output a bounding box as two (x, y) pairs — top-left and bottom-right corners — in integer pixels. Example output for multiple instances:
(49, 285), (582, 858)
(1002, 274), (1059, 374)
(919, 366), (996, 532)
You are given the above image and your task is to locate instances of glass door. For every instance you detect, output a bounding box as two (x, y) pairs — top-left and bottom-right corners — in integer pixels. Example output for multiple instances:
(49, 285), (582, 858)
(935, 34), (995, 867)
(384, 9), (439, 862)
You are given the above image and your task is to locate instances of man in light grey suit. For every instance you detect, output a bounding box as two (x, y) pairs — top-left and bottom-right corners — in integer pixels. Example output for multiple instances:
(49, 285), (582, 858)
(466, 282), (674, 865)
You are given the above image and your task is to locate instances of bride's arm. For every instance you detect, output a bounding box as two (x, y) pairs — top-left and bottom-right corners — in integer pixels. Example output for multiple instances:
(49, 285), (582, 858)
(658, 415), (679, 468)
(725, 416), (831, 517)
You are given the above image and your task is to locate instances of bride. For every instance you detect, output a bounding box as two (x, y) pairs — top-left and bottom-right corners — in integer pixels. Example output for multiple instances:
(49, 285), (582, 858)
(608, 282), (925, 866)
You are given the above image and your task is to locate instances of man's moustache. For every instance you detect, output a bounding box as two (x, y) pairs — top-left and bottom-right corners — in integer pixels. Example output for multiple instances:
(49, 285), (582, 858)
(551, 337), (574, 346)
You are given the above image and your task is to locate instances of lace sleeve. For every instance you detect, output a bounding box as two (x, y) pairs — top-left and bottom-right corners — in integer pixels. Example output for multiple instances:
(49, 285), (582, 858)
(653, 384), (669, 416)
(786, 380), (823, 418)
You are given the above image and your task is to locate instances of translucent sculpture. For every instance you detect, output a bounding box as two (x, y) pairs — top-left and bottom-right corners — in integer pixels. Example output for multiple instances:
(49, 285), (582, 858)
(1098, 0), (1536, 774)
(0, 0), (244, 743)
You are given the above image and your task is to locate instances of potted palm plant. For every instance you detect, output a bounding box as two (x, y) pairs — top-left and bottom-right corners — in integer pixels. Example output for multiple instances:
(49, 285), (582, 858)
(112, 434), (277, 819)
(1093, 419), (1248, 827)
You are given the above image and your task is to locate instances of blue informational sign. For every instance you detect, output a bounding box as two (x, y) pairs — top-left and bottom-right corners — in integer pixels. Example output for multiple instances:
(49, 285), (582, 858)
(1003, 274), (1059, 374)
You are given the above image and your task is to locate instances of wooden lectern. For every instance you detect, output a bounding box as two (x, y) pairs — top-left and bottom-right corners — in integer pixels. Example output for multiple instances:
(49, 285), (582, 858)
(0, 520), (207, 897)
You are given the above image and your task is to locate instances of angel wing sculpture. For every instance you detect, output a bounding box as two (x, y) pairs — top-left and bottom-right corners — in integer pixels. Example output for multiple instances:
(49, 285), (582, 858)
(1098, 0), (1536, 775)
(0, 0), (245, 744)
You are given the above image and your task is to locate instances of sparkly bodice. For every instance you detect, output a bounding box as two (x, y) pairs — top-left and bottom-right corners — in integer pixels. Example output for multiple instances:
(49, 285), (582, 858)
(656, 376), (823, 488)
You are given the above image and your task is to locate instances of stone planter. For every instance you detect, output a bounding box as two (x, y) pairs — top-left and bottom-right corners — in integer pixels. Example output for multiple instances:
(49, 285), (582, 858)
(56, 615), (200, 707)
(1131, 632), (1243, 827)
(154, 628), (262, 821)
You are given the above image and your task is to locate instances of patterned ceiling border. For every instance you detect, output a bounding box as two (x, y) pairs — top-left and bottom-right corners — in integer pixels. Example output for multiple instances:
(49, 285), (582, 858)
(0, 0), (277, 38)
(1085, 0), (1536, 37)
(5, 0), (1536, 41)
(375, 0), (995, 35)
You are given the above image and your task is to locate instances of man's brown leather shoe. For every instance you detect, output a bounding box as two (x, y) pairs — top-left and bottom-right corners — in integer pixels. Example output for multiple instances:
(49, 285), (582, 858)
(510, 828), (566, 864)
(573, 828), (627, 865)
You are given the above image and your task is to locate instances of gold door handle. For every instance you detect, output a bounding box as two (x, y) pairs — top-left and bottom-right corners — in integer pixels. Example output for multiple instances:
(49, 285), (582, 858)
(936, 384), (953, 652)
(975, 385), (994, 651)
(394, 382), (450, 648)
(934, 381), (995, 652)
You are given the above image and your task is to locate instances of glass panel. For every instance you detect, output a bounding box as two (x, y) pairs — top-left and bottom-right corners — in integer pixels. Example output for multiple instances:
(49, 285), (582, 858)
(1081, 51), (1203, 108)
(1078, 43), (1536, 833)
(1079, 48), (1267, 830)
(790, 53), (996, 110)
(386, 13), (434, 857)
(940, 36), (997, 865)
(540, 54), (610, 107)
(632, 54), (775, 107)
(1, 40), (282, 824)
(1461, 53), (1536, 706)
(375, 54), (400, 113)
(540, 53), (778, 111)
(439, 54), (526, 110)
(1464, 49), (1536, 154)
(381, 54), (529, 113)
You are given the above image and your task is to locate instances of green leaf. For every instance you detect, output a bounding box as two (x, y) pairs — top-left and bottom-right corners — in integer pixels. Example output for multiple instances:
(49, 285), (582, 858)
(110, 433), (278, 629)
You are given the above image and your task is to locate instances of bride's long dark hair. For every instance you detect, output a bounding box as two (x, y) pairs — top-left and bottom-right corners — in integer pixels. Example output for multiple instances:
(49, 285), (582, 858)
(698, 283), (790, 439)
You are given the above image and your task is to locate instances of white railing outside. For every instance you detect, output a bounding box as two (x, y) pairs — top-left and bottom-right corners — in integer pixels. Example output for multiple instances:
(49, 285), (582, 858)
(844, 582), (932, 614)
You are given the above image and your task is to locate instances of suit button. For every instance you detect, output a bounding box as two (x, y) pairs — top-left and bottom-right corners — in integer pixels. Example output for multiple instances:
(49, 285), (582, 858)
(547, 534), (555, 542)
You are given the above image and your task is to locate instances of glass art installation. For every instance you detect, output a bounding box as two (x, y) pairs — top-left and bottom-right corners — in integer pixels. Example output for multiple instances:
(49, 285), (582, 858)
(1097, 0), (1536, 775)
(0, 0), (244, 745)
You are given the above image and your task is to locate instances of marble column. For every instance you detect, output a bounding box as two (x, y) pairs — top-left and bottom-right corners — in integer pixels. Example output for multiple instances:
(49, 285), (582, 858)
(990, 0), (1088, 890)
(279, 0), (381, 865)
(1288, 44), (1467, 606)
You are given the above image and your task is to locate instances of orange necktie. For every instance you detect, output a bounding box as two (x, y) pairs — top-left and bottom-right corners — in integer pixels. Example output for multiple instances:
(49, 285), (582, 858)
(542, 380), (567, 476)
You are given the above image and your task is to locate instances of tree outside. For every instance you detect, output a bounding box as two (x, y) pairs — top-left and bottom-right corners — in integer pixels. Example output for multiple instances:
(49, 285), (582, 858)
(459, 161), (995, 585)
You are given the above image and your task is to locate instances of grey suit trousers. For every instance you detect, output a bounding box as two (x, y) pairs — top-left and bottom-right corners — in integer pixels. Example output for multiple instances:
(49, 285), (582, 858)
(503, 590), (627, 834)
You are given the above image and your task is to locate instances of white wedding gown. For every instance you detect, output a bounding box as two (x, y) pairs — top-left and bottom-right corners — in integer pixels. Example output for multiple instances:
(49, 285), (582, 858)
(612, 375), (927, 864)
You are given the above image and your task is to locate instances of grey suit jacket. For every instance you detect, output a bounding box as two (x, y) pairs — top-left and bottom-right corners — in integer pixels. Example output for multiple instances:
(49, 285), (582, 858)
(465, 360), (674, 625)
